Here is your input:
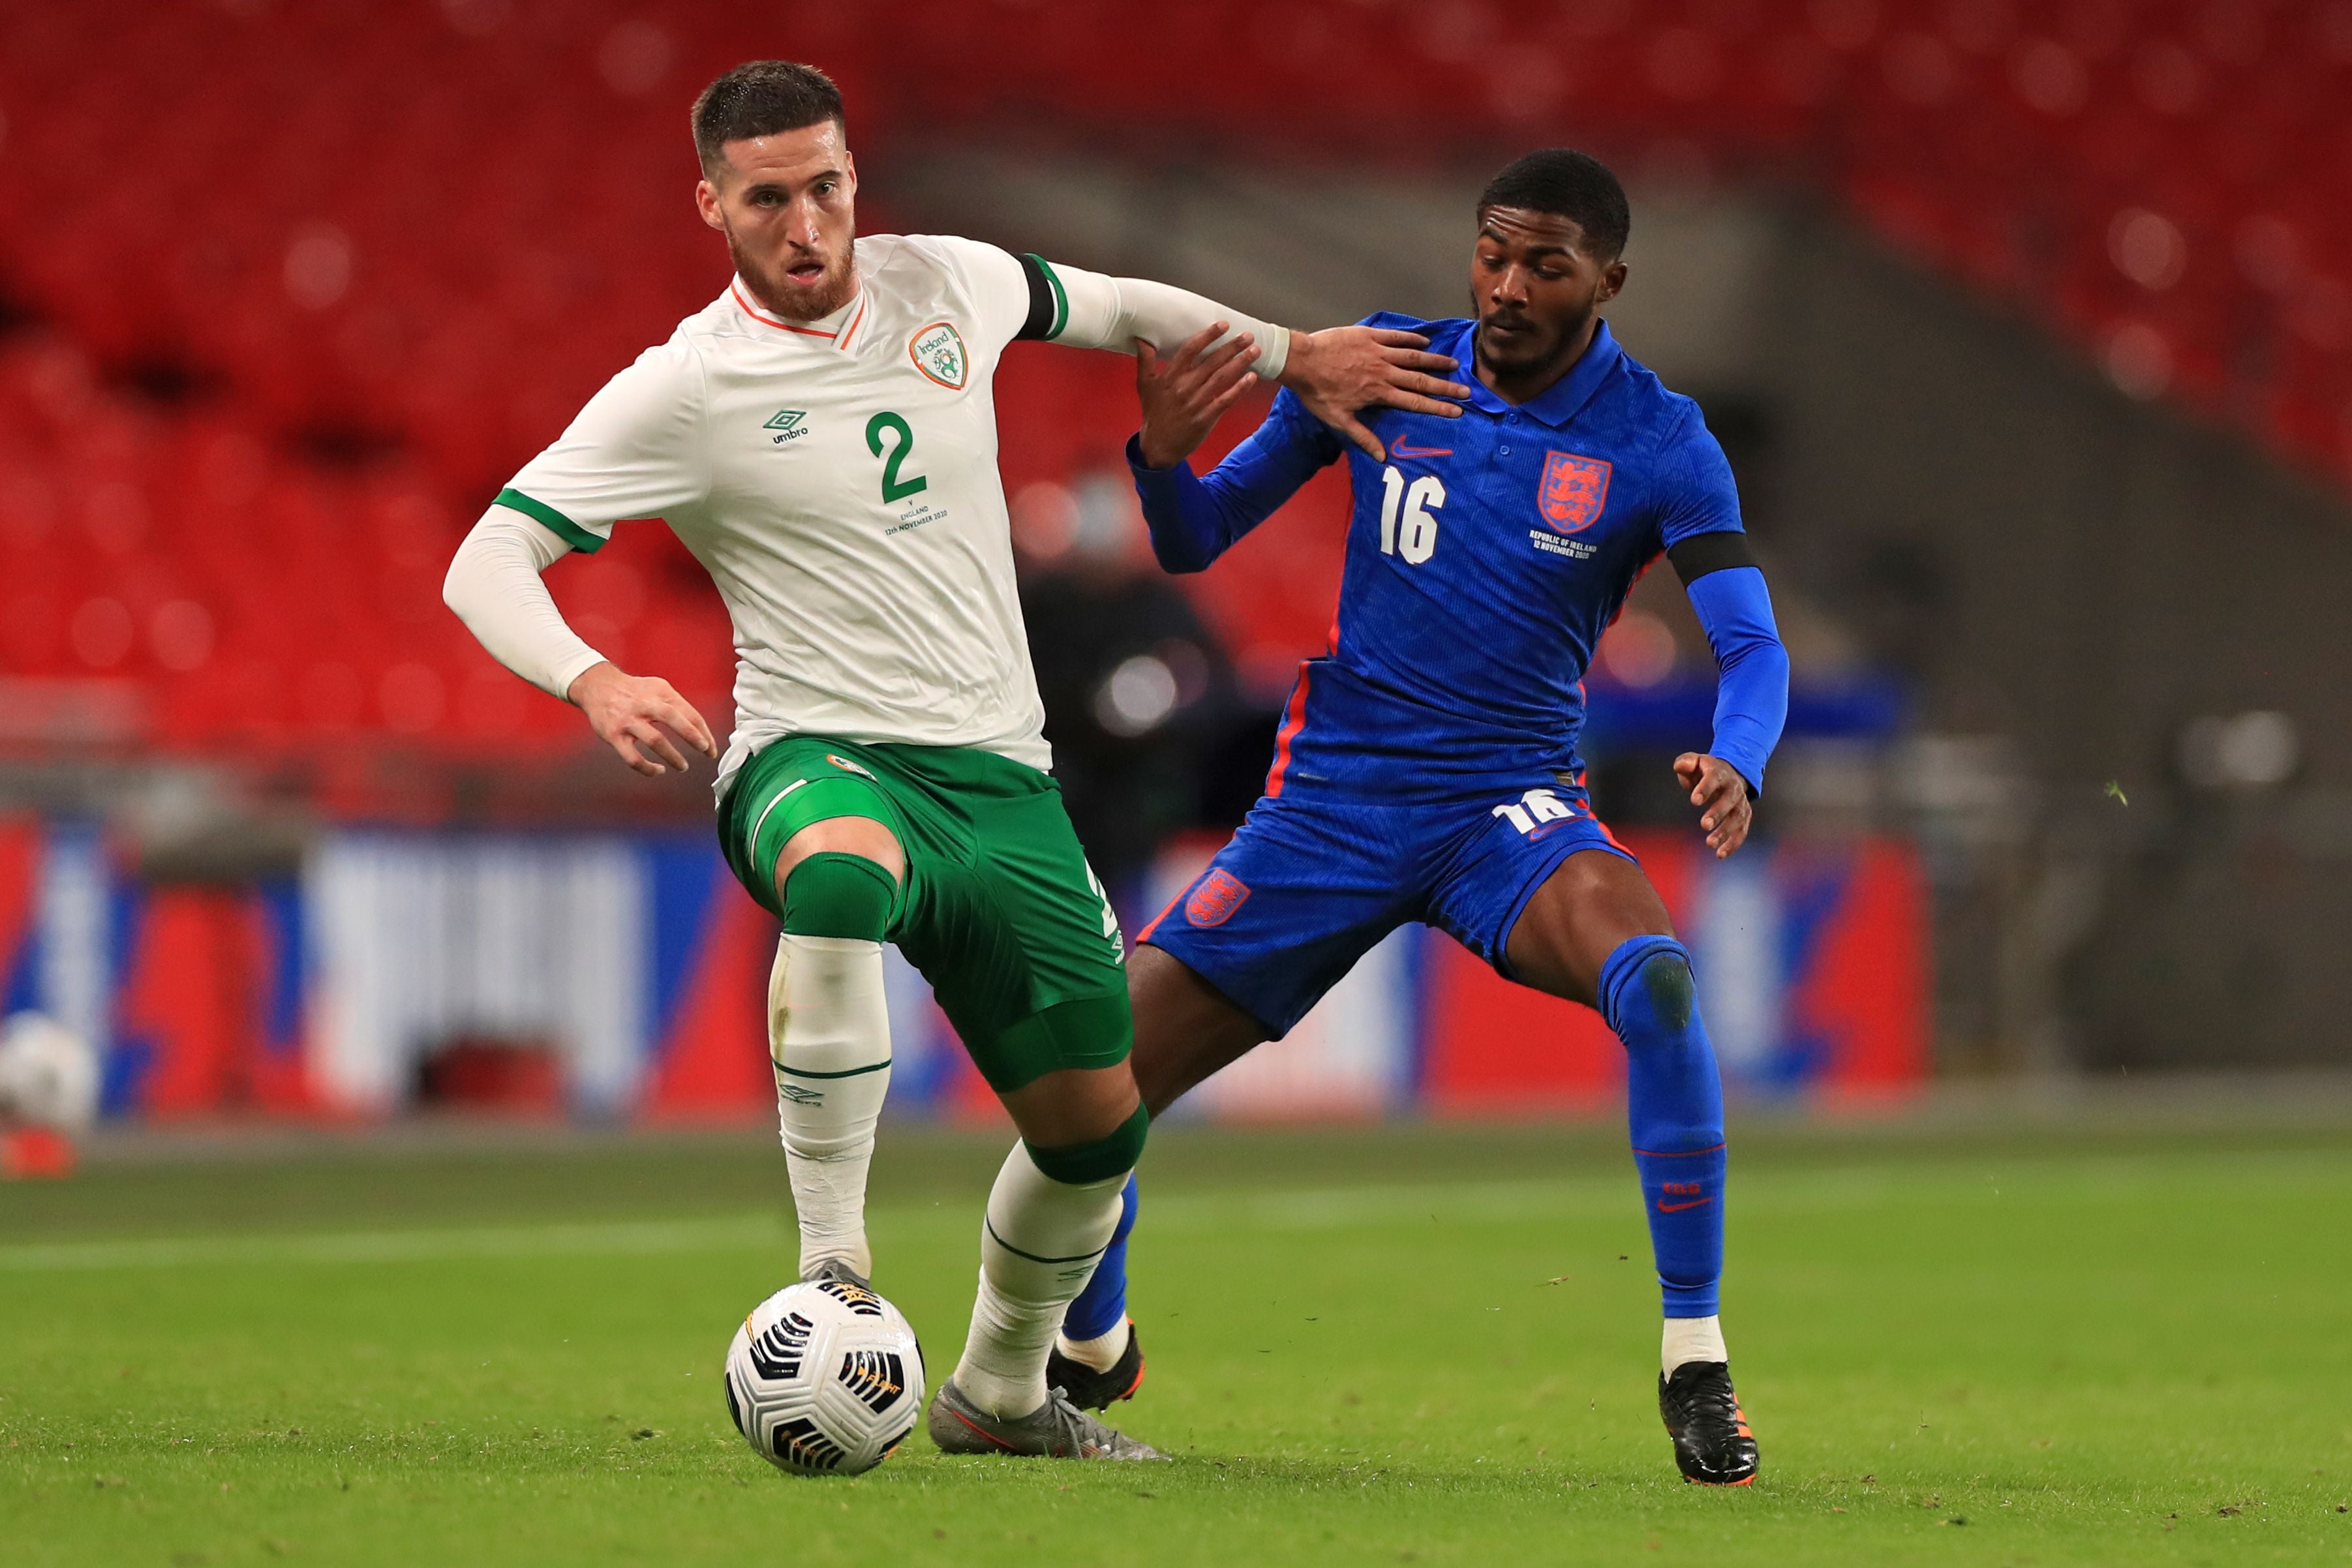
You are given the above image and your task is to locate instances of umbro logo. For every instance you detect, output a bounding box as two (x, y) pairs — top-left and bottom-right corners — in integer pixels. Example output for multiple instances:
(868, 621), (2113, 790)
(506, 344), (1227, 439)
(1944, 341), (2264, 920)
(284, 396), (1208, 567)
(765, 408), (810, 444)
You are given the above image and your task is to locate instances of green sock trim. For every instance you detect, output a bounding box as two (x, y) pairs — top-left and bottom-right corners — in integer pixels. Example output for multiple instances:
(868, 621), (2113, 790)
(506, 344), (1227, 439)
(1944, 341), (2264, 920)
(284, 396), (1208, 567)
(1025, 1103), (1150, 1187)
(776, 1058), (893, 1081)
(983, 1217), (1105, 1267)
(780, 852), (897, 941)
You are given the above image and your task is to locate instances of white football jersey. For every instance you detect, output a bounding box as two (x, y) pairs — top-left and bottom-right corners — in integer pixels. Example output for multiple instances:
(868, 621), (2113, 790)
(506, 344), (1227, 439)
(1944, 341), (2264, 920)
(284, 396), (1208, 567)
(499, 234), (1055, 785)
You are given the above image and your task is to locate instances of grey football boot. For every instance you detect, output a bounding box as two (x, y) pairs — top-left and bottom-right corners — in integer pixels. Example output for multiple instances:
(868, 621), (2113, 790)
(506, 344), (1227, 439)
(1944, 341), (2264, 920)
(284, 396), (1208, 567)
(799, 1257), (874, 1291)
(927, 1378), (1168, 1460)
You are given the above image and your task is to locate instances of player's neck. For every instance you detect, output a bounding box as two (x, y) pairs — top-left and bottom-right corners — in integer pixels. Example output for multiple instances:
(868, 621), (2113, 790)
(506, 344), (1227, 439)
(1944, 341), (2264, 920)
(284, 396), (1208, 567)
(1474, 312), (1601, 406)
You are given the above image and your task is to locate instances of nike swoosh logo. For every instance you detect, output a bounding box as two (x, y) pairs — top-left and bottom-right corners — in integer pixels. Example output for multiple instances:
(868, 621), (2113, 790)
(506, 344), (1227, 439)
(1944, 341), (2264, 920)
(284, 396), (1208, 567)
(1390, 441), (1454, 458)
(1657, 1198), (1714, 1213)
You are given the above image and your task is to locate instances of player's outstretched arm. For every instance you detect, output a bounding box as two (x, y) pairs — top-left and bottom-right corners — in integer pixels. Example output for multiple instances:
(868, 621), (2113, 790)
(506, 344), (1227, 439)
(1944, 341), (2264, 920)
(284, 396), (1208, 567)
(443, 508), (718, 777)
(1033, 258), (1467, 462)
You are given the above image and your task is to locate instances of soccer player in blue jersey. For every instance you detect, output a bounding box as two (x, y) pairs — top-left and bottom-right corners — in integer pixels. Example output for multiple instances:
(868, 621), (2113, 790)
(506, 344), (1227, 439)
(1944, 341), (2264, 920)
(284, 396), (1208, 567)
(1043, 150), (1788, 1486)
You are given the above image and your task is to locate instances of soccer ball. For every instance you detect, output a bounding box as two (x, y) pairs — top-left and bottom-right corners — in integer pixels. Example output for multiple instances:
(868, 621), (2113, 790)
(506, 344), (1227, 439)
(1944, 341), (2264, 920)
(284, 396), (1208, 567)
(0, 1013), (99, 1133)
(723, 1276), (925, 1475)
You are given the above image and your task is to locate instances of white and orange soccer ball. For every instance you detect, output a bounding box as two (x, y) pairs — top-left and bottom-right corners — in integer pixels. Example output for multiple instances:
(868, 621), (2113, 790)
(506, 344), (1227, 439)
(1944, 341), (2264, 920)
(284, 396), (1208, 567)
(723, 1277), (925, 1476)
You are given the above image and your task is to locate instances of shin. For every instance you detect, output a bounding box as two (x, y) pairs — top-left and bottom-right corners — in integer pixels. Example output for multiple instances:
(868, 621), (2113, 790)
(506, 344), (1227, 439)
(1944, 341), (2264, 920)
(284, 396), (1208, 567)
(771, 849), (897, 1279)
(954, 1108), (1148, 1419)
(1599, 934), (1728, 1361)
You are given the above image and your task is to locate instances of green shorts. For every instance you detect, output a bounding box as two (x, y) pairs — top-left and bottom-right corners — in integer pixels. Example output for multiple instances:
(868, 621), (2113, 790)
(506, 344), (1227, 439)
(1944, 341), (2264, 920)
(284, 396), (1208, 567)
(717, 734), (1131, 1093)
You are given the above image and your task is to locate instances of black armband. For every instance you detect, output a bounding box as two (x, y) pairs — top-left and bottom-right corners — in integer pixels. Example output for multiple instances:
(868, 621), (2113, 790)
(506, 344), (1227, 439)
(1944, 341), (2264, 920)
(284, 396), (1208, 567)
(1666, 530), (1758, 585)
(1015, 252), (1065, 342)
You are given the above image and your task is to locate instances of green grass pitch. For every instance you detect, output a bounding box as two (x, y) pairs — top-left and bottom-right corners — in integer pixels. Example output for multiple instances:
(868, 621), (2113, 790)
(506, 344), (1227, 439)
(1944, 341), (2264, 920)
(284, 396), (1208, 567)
(5, 1118), (2349, 1565)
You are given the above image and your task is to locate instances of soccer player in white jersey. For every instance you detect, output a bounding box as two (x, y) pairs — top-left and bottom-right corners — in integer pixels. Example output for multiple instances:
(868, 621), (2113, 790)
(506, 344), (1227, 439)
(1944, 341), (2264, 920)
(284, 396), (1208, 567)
(443, 60), (1469, 1460)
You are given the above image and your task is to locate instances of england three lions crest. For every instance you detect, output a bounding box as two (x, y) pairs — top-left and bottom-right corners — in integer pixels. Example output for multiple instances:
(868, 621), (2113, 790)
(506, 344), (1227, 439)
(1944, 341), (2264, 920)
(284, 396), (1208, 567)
(908, 322), (968, 390)
(1184, 869), (1250, 929)
(1538, 451), (1612, 534)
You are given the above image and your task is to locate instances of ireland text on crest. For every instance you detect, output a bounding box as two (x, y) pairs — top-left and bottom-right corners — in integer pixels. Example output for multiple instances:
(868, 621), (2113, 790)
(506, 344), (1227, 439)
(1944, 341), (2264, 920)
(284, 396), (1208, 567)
(909, 322), (968, 390)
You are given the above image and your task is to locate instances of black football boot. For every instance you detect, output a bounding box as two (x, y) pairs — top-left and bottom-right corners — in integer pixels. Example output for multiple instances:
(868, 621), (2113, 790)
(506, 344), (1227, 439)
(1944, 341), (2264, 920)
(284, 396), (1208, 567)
(1658, 1361), (1759, 1485)
(1043, 1319), (1146, 1411)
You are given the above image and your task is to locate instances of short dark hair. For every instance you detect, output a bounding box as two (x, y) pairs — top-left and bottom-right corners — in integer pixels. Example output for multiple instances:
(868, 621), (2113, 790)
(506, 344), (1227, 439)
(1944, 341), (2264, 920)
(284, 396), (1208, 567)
(691, 61), (846, 173)
(1478, 149), (1630, 258)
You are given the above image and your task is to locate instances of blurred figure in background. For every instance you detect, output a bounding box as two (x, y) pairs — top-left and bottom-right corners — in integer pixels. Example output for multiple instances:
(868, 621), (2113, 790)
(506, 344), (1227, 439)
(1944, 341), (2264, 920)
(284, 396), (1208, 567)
(1011, 474), (1240, 905)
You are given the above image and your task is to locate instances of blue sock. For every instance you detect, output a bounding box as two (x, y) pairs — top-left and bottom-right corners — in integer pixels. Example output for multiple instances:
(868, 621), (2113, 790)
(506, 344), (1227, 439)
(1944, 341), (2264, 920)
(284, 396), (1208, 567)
(1598, 935), (1726, 1320)
(1062, 1172), (1138, 1342)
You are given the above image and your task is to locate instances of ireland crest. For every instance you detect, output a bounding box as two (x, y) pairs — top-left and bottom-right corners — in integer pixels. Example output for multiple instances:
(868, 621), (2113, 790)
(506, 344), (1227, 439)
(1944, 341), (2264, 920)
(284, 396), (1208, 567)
(908, 322), (969, 390)
(1537, 451), (1612, 534)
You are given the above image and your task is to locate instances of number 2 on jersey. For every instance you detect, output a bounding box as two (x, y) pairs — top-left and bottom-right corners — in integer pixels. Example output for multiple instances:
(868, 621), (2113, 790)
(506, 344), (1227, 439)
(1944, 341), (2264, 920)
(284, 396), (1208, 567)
(865, 412), (928, 504)
(1378, 466), (1444, 564)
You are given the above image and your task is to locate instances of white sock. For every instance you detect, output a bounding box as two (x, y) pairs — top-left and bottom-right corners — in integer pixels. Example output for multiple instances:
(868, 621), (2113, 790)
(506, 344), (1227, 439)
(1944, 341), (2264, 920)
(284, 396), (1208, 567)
(769, 934), (892, 1280)
(1662, 1314), (1728, 1375)
(1054, 1318), (1133, 1374)
(953, 1141), (1129, 1419)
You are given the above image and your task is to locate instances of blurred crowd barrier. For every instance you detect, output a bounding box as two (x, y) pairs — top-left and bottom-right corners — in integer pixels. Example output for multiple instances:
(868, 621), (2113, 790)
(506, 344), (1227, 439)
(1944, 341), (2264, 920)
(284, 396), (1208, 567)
(0, 813), (1924, 1124)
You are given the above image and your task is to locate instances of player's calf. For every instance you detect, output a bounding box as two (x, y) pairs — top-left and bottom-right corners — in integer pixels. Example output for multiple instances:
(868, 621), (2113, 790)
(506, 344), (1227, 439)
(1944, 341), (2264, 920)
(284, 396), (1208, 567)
(1598, 933), (1756, 1481)
(1600, 935), (1729, 1326)
(939, 1102), (1160, 1456)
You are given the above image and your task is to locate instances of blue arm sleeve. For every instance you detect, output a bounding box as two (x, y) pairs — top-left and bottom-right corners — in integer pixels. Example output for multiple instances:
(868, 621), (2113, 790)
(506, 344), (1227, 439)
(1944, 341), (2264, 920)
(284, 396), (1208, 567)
(1650, 404), (1788, 793)
(1127, 388), (1343, 575)
(1685, 564), (1789, 796)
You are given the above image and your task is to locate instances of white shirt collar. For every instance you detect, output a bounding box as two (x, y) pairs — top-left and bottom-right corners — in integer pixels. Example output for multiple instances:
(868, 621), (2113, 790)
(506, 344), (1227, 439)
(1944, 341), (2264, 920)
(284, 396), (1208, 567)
(728, 274), (869, 351)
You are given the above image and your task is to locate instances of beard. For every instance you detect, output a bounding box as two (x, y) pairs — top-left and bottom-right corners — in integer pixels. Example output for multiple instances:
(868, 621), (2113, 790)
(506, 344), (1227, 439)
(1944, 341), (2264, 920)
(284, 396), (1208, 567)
(1473, 297), (1596, 382)
(729, 225), (858, 322)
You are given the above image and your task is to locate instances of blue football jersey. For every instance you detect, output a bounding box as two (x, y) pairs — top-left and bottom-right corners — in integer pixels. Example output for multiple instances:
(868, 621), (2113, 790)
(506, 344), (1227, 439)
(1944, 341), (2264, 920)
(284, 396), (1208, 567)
(1131, 315), (1749, 796)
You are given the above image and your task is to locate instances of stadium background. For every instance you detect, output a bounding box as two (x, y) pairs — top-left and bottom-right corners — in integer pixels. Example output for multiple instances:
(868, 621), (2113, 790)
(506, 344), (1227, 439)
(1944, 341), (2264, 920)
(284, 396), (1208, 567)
(3, 0), (2349, 1135)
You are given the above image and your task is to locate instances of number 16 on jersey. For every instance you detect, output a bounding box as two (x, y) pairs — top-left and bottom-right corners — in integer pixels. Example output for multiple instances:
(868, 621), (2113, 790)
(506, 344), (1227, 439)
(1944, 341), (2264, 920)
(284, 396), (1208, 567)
(1378, 466), (1444, 565)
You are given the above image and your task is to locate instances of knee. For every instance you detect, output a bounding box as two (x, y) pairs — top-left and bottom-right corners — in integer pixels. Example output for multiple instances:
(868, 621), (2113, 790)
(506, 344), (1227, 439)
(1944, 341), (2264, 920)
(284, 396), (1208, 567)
(1638, 950), (1696, 1032)
(1026, 1102), (1149, 1187)
(1600, 935), (1698, 1038)
(780, 851), (896, 941)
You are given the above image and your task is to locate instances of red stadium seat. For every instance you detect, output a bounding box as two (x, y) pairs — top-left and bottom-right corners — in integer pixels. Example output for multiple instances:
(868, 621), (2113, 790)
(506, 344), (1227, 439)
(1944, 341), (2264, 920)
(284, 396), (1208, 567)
(2, 0), (2348, 751)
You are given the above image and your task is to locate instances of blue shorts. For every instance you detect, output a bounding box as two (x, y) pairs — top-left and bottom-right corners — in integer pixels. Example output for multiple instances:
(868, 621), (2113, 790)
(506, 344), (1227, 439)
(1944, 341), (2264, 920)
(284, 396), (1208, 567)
(1141, 771), (1636, 1037)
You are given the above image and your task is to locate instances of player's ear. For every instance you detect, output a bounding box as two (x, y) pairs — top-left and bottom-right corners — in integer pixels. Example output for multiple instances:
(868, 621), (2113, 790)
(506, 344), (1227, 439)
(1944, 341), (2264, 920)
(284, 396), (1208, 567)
(694, 177), (726, 232)
(842, 149), (858, 199)
(1596, 258), (1627, 304)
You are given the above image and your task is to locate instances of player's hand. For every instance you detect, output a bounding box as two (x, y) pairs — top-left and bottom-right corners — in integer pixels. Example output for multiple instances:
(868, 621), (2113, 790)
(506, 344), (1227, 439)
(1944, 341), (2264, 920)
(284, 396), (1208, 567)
(1134, 324), (1260, 469)
(1674, 753), (1753, 859)
(1279, 325), (1472, 462)
(568, 661), (719, 777)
